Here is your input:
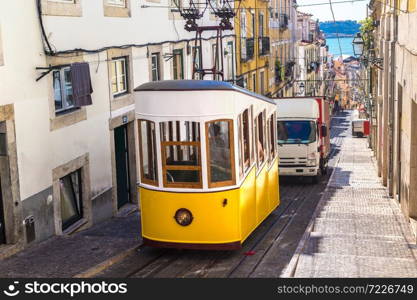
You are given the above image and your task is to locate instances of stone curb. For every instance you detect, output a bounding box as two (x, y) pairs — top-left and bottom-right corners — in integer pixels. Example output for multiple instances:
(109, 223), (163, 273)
(73, 244), (141, 278)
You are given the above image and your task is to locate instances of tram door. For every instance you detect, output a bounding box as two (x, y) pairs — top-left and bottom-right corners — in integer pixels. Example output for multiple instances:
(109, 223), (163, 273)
(114, 125), (130, 209)
(0, 178), (6, 244)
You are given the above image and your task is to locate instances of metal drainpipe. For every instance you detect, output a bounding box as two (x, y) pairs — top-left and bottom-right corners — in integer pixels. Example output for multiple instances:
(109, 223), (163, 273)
(388, 0), (398, 194)
(366, 4), (372, 149)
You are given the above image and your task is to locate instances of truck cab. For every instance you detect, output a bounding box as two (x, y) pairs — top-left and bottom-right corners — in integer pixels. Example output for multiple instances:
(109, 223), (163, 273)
(275, 98), (330, 183)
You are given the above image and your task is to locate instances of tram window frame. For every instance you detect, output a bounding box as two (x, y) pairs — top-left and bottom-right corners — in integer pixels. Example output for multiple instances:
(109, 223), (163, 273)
(238, 108), (252, 180)
(268, 112), (277, 164)
(160, 121), (202, 188)
(249, 105), (255, 165)
(242, 108), (251, 170)
(138, 119), (159, 186)
(255, 110), (267, 169)
(238, 114), (243, 179)
(206, 119), (236, 188)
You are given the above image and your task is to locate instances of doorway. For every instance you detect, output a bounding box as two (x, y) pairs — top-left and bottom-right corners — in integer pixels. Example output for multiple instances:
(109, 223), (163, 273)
(114, 124), (131, 209)
(0, 178), (6, 244)
(260, 71), (265, 95)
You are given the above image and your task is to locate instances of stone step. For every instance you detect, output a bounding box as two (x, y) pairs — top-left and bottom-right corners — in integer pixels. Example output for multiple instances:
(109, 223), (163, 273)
(317, 205), (400, 216)
(328, 182), (385, 189)
(304, 232), (415, 259)
(320, 189), (390, 200)
(316, 212), (404, 221)
(312, 218), (412, 238)
(294, 253), (417, 277)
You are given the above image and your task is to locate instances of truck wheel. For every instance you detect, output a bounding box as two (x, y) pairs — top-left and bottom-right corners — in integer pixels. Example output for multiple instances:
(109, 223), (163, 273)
(358, 132), (364, 138)
(322, 165), (328, 175)
(320, 159), (328, 175)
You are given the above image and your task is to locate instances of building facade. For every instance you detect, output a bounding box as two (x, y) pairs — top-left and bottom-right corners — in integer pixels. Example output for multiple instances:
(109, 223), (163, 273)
(295, 12), (323, 96)
(268, 0), (297, 97)
(235, 0), (271, 95)
(370, 0), (417, 239)
(0, 0), (236, 256)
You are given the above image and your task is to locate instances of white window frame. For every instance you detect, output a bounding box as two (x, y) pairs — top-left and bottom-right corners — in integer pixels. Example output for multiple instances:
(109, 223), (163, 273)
(240, 11), (247, 60)
(53, 67), (75, 114)
(151, 53), (161, 81)
(192, 46), (202, 80)
(107, 0), (126, 7)
(111, 57), (128, 97)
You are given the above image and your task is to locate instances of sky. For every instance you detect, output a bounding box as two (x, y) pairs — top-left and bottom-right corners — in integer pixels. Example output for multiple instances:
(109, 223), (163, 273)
(296, 0), (370, 22)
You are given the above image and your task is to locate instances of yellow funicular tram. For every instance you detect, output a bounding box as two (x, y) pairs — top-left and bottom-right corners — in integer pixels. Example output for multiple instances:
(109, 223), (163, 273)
(134, 80), (279, 250)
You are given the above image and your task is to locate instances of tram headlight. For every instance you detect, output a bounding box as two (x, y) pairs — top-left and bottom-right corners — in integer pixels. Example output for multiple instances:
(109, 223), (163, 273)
(174, 208), (193, 226)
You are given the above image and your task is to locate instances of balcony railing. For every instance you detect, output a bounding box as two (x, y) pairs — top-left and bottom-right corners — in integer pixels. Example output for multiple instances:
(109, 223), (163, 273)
(307, 61), (320, 73)
(275, 60), (283, 84)
(241, 37), (254, 62)
(259, 37), (270, 56)
(279, 13), (289, 29)
(285, 61), (295, 79)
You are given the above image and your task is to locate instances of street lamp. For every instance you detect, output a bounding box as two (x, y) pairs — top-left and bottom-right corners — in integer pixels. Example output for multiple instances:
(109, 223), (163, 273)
(352, 33), (364, 57)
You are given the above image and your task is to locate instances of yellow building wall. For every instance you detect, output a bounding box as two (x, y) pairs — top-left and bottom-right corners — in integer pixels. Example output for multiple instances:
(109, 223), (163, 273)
(408, 0), (416, 12)
(268, 0), (293, 97)
(235, 0), (270, 95)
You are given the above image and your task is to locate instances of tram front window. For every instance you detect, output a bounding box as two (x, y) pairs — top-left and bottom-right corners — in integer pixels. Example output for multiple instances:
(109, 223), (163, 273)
(277, 121), (316, 144)
(160, 121), (202, 187)
(206, 120), (235, 187)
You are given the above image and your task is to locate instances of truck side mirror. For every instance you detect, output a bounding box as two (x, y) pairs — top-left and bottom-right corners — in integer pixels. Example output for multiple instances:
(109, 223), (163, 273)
(321, 125), (327, 137)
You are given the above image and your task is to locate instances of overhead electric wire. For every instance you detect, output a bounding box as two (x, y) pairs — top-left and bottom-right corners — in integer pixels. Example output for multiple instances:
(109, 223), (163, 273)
(328, 0), (343, 58)
(36, 0), (54, 55)
(297, 0), (367, 7)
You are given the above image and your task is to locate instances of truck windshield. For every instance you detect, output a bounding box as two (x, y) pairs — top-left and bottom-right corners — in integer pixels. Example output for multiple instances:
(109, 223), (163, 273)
(277, 121), (316, 144)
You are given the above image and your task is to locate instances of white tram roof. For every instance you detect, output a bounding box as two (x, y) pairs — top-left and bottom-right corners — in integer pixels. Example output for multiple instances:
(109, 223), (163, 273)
(134, 80), (275, 104)
(134, 80), (276, 118)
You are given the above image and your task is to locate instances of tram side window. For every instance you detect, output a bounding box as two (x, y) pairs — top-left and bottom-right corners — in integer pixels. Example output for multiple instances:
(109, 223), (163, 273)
(138, 120), (158, 185)
(160, 121), (202, 188)
(268, 113), (276, 162)
(255, 111), (266, 168)
(238, 115), (243, 178)
(206, 119), (235, 187)
(249, 105), (255, 164)
(242, 109), (251, 170)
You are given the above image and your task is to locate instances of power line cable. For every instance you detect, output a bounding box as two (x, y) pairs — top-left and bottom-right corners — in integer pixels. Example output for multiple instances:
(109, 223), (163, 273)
(328, 0), (343, 57)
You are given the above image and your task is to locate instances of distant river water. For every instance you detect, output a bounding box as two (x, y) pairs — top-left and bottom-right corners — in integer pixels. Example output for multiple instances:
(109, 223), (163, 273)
(326, 37), (354, 57)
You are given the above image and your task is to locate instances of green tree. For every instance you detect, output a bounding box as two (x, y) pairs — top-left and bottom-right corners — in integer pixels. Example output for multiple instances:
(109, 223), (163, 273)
(359, 17), (375, 50)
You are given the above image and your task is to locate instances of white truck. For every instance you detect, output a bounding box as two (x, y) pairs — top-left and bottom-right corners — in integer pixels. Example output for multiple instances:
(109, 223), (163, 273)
(275, 97), (331, 183)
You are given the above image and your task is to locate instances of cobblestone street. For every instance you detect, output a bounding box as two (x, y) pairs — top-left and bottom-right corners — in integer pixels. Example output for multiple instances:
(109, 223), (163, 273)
(288, 113), (417, 277)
